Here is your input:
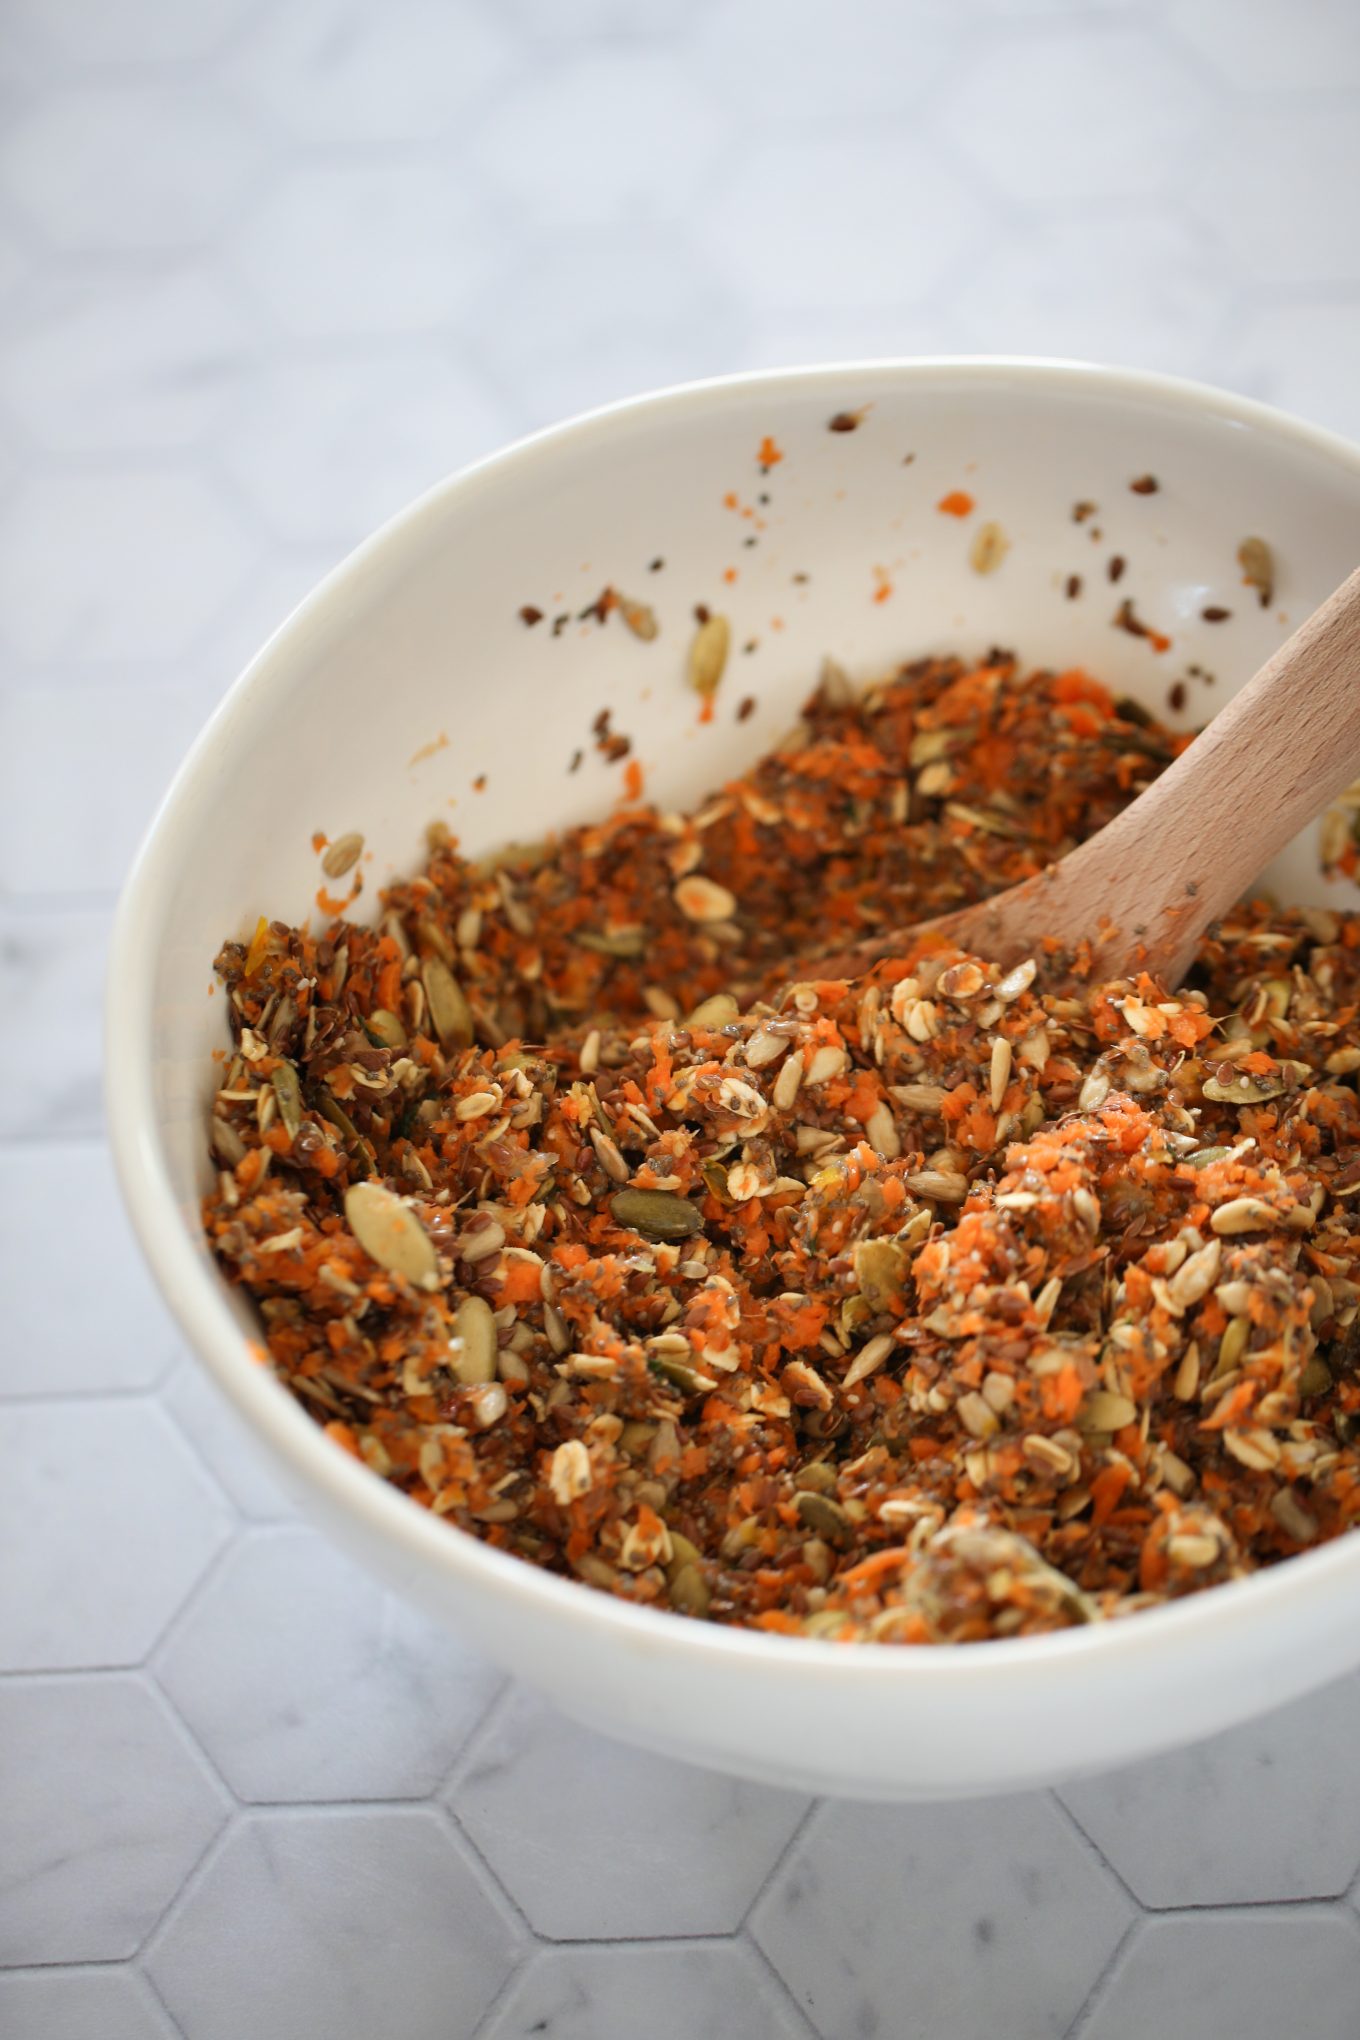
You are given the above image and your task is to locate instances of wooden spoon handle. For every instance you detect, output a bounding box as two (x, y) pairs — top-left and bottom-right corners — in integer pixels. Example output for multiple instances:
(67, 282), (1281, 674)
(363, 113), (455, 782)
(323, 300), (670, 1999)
(1059, 561), (1360, 980)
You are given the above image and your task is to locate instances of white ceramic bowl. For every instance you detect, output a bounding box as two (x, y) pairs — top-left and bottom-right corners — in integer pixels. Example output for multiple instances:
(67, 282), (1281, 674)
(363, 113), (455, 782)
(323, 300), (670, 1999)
(109, 360), (1360, 1799)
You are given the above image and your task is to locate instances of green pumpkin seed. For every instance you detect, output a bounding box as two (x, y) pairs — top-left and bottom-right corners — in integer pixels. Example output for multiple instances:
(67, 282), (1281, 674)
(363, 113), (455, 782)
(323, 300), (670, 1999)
(610, 1188), (703, 1240)
(575, 928), (647, 958)
(794, 1491), (853, 1547)
(421, 957), (474, 1049)
(270, 1062), (303, 1137)
(667, 1563), (711, 1615)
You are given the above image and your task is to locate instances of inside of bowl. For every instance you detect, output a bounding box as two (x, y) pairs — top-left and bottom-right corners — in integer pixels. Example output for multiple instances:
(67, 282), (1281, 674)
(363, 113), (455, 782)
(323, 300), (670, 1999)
(137, 365), (1360, 1255)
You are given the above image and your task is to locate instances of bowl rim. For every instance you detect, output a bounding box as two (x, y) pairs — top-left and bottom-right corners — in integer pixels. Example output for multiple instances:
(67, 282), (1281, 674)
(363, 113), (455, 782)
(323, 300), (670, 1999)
(106, 354), (1360, 1693)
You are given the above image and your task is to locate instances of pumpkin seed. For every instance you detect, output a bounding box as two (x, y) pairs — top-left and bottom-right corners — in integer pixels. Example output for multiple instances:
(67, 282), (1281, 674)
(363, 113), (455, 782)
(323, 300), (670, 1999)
(575, 927), (646, 958)
(794, 1491), (853, 1546)
(270, 1062), (304, 1137)
(421, 957), (474, 1048)
(610, 1187), (703, 1240)
(344, 1181), (440, 1290)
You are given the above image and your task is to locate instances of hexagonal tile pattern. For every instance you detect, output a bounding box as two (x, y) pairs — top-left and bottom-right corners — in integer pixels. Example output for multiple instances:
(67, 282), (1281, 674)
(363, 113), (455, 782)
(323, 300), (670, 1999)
(0, 907), (108, 1143)
(697, 0), (961, 120)
(0, 265), (255, 454)
(942, 23), (1211, 204)
(0, 1144), (177, 1396)
(0, 1675), (227, 1962)
(0, 87), (262, 254)
(6, 1), (1360, 2028)
(700, 132), (991, 315)
(751, 1793), (1133, 2040)
(230, 161), (500, 339)
(1060, 1671), (1360, 1907)
(1082, 1911), (1360, 2040)
(952, 211), (1226, 378)
(158, 1527), (502, 1801)
(472, 49), (723, 232)
(146, 1809), (524, 2040)
(482, 1941), (806, 2040)
(1164, 0), (1360, 92)
(476, 222), (736, 430)
(0, 1400), (233, 1670)
(1192, 103), (1360, 287)
(162, 1356), (296, 1521)
(0, 1966), (179, 2040)
(0, 680), (215, 895)
(228, 0), (512, 142)
(217, 349), (514, 547)
(451, 1685), (808, 1939)
(0, 471), (255, 663)
(13, 0), (262, 65)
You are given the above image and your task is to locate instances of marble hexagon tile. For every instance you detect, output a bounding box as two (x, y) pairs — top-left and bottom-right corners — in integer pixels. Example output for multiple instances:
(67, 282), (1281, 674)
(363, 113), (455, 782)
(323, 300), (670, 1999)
(155, 1526), (503, 1802)
(0, 1143), (178, 1396)
(751, 1793), (1135, 2040)
(1059, 1670), (1360, 1908)
(0, 1399), (233, 1671)
(0, 1674), (228, 1964)
(0, 908), (109, 1142)
(1078, 1910), (1360, 2040)
(0, 1966), (179, 2040)
(450, 1683), (810, 1941)
(480, 1940), (811, 2040)
(145, 1808), (525, 2040)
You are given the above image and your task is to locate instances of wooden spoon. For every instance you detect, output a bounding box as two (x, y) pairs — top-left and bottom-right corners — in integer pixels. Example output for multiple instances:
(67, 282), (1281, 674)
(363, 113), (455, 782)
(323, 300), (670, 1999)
(814, 564), (1360, 989)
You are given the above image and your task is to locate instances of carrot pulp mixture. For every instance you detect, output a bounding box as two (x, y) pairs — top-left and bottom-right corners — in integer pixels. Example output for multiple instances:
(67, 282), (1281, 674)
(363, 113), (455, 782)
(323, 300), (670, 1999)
(205, 653), (1360, 1643)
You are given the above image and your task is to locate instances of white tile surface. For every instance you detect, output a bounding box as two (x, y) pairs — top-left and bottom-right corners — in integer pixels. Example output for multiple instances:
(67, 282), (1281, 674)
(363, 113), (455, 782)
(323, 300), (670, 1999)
(0, 86), (263, 255)
(0, 1400), (232, 1670)
(481, 1941), (809, 2040)
(227, 0), (513, 143)
(230, 161), (500, 339)
(943, 21), (1213, 204)
(0, 1966), (180, 2040)
(0, 264), (256, 454)
(751, 1794), (1133, 2040)
(0, 470), (255, 663)
(0, 1144), (178, 1396)
(451, 1684), (808, 1939)
(0, 680), (219, 894)
(161, 1354), (297, 1520)
(146, 1809), (525, 2040)
(1060, 1673), (1360, 1907)
(157, 1527), (502, 1801)
(217, 348), (514, 547)
(0, 1675), (227, 1962)
(0, 907), (109, 1141)
(1081, 1911), (1360, 2040)
(7, 3), (1360, 2034)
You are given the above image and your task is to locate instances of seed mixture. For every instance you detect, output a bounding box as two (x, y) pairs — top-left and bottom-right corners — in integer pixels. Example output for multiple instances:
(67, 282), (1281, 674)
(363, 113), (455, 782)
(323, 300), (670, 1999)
(205, 651), (1360, 1644)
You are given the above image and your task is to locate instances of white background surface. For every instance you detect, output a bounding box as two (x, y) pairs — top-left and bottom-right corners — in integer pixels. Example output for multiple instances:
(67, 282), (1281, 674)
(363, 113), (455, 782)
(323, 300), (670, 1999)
(4, 2), (1360, 2035)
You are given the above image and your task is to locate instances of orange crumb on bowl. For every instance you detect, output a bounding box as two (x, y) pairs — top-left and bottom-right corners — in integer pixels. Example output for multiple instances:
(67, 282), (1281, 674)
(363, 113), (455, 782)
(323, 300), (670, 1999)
(937, 490), (975, 518)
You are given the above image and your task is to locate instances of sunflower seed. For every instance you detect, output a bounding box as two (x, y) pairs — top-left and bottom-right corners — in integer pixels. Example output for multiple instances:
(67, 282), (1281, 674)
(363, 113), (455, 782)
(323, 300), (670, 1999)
(688, 613), (730, 698)
(321, 831), (364, 879)
(344, 1181), (440, 1291)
